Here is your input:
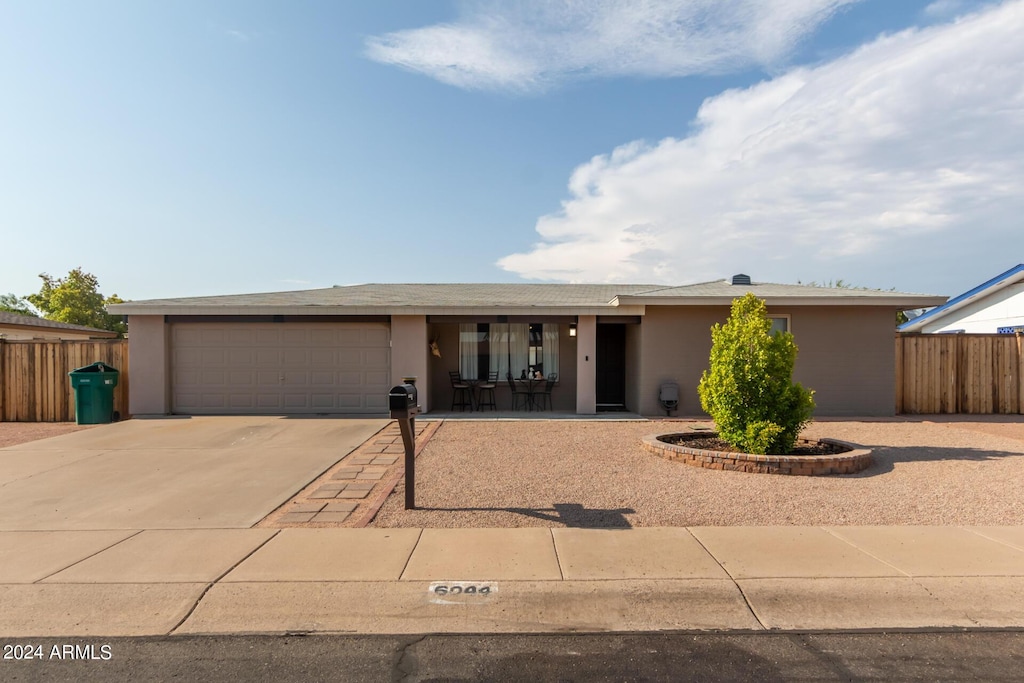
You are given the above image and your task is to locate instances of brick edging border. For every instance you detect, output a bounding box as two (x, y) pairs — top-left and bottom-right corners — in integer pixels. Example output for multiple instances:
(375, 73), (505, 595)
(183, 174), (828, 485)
(351, 419), (443, 528)
(641, 432), (872, 476)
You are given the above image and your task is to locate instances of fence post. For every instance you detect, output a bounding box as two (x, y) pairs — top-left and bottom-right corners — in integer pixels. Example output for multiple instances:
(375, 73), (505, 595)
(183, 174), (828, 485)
(1018, 332), (1023, 415)
(895, 335), (903, 414)
(0, 337), (5, 421)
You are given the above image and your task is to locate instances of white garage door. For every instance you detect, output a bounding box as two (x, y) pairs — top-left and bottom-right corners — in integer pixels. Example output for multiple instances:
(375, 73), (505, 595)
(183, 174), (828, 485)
(171, 322), (391, 414)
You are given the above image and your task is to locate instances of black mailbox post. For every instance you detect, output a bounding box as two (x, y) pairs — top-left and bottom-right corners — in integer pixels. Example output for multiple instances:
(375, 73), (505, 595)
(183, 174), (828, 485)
(389, 382), (419, 509)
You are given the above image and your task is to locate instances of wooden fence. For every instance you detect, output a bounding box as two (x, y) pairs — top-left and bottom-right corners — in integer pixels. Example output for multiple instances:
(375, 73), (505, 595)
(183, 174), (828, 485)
(0, 339), (129, 422)
(896, 334), (1024, 414)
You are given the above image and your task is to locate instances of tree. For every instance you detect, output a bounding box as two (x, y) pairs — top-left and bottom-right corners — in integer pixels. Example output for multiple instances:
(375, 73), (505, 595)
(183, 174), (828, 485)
(26, 268), (127, 335)
(698, 293), (815, 455)
(0, 293), (37, 316)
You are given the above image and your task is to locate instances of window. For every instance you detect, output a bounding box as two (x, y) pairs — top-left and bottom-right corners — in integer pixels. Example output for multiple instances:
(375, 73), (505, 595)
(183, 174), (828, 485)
(459, 323), (559, 380)
(768, 316), (790, 335)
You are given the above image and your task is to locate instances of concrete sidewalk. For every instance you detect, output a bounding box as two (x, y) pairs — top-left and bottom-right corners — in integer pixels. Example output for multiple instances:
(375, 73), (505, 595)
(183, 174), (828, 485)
(2, 525), (1023, 637)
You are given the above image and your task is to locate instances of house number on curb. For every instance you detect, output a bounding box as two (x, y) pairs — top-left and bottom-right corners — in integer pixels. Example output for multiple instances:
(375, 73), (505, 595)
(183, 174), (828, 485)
(428, 582), (496, 604)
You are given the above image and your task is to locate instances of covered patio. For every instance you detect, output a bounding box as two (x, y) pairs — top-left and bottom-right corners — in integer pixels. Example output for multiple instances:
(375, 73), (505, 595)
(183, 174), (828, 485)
(426, 318), (579, 413)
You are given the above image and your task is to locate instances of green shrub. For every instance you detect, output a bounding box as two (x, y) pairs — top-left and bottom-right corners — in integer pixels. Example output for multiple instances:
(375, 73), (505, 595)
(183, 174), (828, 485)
(697, 293), (815, 454)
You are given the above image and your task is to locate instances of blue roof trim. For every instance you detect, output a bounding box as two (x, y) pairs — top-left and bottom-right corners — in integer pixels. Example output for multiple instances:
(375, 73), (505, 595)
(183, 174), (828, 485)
(898, 264), (1024, 332)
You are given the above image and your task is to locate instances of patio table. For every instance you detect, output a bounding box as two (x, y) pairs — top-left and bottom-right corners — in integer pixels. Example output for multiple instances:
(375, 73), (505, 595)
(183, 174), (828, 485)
(462, 379), (483, 411)
(515, 378), (545, 411)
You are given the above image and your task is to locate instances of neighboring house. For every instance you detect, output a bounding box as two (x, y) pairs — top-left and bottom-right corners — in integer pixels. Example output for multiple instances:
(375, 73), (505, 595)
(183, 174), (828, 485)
(899, 264), (1024, 335)
(109, 276), (944, 418)
(0, 311), (119, 341)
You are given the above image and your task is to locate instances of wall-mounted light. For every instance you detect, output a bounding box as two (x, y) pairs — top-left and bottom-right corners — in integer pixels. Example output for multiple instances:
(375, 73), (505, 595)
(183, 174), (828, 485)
(569, 323), (577, 337)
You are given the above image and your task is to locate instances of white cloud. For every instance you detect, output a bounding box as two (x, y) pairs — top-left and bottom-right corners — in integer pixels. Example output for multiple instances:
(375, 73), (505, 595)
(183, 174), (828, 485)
(365, 0), (859, 92)
(923, 0), (973, 19)
(497, 1), (1024, 289)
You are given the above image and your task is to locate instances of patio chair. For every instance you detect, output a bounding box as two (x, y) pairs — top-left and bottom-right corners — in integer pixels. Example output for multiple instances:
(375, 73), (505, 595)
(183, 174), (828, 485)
(449, 370), (472, 411)
(476, 371), (498, 411)
(536, 373), (557, 411)
(506, 372), (530, 411)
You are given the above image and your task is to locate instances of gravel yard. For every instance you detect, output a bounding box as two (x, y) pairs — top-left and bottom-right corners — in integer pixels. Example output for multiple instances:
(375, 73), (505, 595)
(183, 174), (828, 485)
(370, 416), (1024, 528)
(0, 422), (96, 448)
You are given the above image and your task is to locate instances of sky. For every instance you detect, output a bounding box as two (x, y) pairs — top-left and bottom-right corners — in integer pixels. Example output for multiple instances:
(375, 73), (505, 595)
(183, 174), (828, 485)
(1, 0), (1021, 303)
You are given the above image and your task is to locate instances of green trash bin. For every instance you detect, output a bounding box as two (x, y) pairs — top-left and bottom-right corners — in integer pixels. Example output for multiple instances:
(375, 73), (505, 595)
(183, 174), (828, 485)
(69, 362), (120, 425)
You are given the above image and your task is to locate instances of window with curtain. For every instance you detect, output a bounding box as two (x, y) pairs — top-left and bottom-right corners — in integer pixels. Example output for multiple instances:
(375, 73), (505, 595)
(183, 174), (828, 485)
(457, 323), (559, 380)
(768, 316), (790, 335)
(458, 324), (482, 380)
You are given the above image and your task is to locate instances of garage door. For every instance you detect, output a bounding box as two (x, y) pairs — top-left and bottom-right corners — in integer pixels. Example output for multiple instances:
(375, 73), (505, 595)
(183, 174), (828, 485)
(171, 322), (391, 414)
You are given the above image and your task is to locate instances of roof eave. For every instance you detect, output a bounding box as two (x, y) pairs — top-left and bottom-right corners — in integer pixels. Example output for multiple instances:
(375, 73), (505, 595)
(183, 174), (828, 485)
(617, 295), (948, 308)
(113, 304), (646, 317)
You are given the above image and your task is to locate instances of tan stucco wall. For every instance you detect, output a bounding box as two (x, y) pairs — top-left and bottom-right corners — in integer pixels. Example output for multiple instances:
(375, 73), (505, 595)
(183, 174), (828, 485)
(576, 316), (597, 414)
(126, 315), (169, 415)
(555, 324), (578, 411)
(634, 305), (898, 417)
(390, 315), (430, 413)
(781, 306), (898, 416)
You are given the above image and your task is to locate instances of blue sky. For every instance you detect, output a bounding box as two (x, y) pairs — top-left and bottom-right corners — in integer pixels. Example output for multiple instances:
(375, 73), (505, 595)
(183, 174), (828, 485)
(2, 0), (1020, 302)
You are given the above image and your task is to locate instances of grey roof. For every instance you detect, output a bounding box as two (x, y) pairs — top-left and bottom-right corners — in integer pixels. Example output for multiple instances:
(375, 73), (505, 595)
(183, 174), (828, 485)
(109, 280), (946, 316)
(114, 284), (657, 309)
(616, 280), (946, 306)
(0, 311), (118, 336)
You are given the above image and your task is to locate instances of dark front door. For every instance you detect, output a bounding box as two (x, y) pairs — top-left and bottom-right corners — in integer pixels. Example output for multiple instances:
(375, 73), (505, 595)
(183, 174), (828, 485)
(596, 324), (626, 411)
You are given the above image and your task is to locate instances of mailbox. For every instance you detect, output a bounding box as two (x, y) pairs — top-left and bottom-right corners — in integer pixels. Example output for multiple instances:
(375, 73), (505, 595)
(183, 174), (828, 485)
(388, 382), (419, 510)
(389, 383), (418, 414)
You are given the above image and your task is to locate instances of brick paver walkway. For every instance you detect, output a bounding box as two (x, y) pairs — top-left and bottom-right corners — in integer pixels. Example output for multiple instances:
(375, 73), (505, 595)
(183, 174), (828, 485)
(257, 420), (440, 528)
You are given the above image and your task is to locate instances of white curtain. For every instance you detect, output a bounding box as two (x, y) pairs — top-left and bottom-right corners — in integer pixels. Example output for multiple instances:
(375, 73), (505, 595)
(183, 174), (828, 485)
(488, 323), (530, 380)
(543, 325), (559, 378)
(488, 323), (508, 379)
(459, 324), (478, 380)
(509, 323), (529, 378)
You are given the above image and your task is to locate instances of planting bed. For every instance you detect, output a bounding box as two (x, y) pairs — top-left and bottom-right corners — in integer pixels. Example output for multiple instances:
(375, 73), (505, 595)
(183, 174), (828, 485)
(643, 431), (872, 476)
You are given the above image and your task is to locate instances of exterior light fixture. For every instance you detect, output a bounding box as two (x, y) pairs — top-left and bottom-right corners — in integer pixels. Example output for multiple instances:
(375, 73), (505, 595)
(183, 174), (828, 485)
(569, 323), (577, 337)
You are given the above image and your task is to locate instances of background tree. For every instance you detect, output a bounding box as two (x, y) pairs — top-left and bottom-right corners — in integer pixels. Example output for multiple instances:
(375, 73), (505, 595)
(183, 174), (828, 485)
(0, 293), (37, 316)
(698, 293), (815, 455)
(26, 268), (127, 335)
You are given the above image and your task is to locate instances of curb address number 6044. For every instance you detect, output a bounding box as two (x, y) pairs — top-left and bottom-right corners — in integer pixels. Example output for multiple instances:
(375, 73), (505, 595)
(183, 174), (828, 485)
(432, 584), (493, 595)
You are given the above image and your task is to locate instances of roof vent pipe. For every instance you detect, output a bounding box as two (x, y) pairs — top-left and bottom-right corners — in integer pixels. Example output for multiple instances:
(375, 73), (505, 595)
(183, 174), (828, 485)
(731, 274), (752, 285)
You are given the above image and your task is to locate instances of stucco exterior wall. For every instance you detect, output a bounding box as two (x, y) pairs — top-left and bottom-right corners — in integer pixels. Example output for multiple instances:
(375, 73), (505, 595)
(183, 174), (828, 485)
(555, 323), (579, 411)
(634, 306), (721, 418)
(126, 315), (169, 415)
(781, 306), (898, 416)
(390, 315), (430, 413)
(576, 316), (597, 414)
(634, 305), (898, 417)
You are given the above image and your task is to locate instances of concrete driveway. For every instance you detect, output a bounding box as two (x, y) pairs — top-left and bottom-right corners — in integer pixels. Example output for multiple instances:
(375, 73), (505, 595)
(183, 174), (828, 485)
(0, 416), (387, 530)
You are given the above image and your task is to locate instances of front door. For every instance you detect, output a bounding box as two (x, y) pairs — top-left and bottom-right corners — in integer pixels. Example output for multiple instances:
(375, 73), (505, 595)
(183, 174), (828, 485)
(596, 324), (626, 411)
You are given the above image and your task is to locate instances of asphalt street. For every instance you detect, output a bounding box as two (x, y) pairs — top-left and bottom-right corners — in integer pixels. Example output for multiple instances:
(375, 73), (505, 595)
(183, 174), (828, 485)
(3, 632), (1024, 682)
